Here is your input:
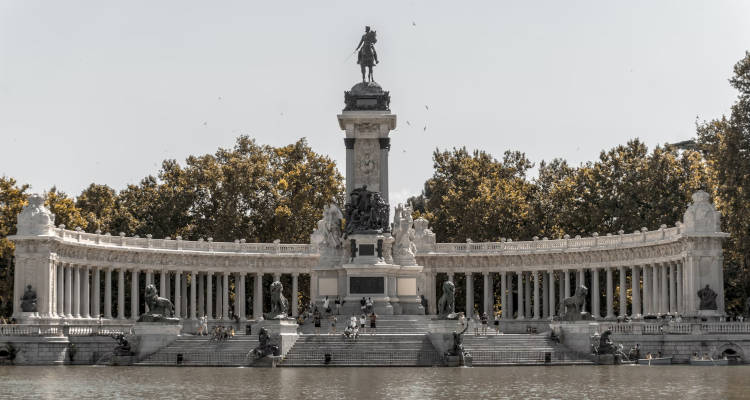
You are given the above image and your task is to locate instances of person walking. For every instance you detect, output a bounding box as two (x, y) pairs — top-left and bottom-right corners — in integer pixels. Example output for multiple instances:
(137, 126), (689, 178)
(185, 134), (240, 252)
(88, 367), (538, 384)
(335, 296), (342, 315)
(481, 312), (488, 336)
(314, 310), (321, 335)
(360, 313), (367, 334)
(369, 312), (377, 335)
(330, 315), (337, 334)
(360, 297), (366, 313)
(323, 296), (330, 314)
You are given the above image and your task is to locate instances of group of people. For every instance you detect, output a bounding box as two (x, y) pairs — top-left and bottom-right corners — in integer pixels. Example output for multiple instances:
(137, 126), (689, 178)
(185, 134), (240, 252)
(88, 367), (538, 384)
(208, 325), (235, 342)
(457, 311), (497, 336)
(0, 317), (17, 325)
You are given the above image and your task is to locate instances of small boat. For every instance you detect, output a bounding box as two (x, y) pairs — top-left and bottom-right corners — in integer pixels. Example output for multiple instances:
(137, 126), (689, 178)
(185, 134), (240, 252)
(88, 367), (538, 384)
(638, 357), (672, 365)
(689, 358), (729, 366)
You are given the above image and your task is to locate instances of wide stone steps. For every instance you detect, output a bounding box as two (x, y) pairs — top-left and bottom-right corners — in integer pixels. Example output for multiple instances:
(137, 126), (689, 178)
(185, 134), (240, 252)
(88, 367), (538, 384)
(281, 334), (440, 367)
(297, 316), (429, 335)
(137, 335), (260, 367)
(462, 334), (594, 366)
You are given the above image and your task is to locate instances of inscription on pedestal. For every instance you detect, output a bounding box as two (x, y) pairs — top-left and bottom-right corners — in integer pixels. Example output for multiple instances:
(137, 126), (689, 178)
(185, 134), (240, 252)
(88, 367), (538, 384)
(350, 277), (384, 294)
(359, 244), (375, 256)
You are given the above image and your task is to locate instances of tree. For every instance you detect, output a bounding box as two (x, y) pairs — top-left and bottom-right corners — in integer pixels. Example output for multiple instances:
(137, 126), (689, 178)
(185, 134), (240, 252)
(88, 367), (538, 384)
(0, 177), (29, 317)
(696, 51), (750, 314)
(417, 147), (536, 242)
(44, 187), (87, 231)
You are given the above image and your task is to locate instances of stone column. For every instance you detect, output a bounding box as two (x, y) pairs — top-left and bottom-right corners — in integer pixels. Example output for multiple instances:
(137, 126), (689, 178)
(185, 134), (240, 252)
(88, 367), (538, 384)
(606, 267), (614, 319)
(131, 269), (139, 320)
(190, 271), (197, 320)
(516, 271), (524, 320)
(564, 270), (571, 298)
(82, 266), (90, 318)
(524, 272), (531, 318)
(160, 270), (167, 298)
(482, 272), (490, 316)
(114, 268), (123, 319)
(57, 263), (64, 318)
(206, 273), (213, 319)
(652, 265), (659, 315)
(254, 272), (263, 320)
(73, 265), (81, 318)
(145, 270), (153, 313)
(64, 264), (72, 317)
(669, 262), (677, 314)
(591, 268), (600, 319)
(532, 272), (540, 319)
(232, 273), (240, 320)
(578, 269), (585, 291)
(379, 138), (390, 203)
(174, 271), (181, 319)
(198, 272), (205, 318)
(448, 272), (454, 283)
(181, 273), (187, 317)
(104, 267), (112, 318)
(465, 272), (473, 317)
(542, 271), (549, 318)
(215, 274), (222, 319)
(549, 271), (556, 318)
(500, 272), (507, 319)
(676, 262), (684, 314)
(642, 265), (650, 315)
(222, 273), (229, 320)
(632, 266), (641, 318)
(344, 138), (355, 197)
(429, 271), (438, 316)
(92, 267), (100, 318)
(619, 266), (627, 317)
(291, 273), (299, 317)
(661, 263), (668, 315)
(508, 272), (514, 319)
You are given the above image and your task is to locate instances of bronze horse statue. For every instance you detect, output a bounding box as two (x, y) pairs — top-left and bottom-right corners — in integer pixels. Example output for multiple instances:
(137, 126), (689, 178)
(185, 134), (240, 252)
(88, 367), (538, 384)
(356, 26), (379, 82)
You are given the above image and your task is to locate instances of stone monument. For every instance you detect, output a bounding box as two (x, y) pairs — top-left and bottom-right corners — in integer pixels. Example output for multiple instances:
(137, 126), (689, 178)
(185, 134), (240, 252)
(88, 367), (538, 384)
(559, 285), (591, 322)
(309, 30), (425, 316)
(133, 283), (181, 361)
(265, 281), (289, 320)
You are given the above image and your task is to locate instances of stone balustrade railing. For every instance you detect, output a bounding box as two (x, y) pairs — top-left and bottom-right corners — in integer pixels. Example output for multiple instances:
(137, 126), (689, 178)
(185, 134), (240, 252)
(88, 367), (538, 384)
(600, 321), (750, 335)
(428, 226), (683, 254)
(40, 225), (685, 256)
(49, 227), (315, 254)
(0, 324), (133, 337)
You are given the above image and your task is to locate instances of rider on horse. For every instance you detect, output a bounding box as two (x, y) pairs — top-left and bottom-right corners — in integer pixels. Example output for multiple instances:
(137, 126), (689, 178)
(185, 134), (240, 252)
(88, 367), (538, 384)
(356, 26), (379, 82)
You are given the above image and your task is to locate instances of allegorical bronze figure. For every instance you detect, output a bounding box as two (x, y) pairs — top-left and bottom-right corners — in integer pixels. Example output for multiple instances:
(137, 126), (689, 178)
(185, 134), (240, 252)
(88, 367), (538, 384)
(356, 26), (379, 83)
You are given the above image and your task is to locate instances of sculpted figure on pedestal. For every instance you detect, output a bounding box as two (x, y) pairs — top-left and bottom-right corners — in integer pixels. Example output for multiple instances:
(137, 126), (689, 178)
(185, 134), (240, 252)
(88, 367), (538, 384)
(559, 285), (590, 321)
(138, 284), (178, 323)
(392, 204), (417, 265)
(266, 281), (289, 320)
(438, 281), (457, 320)
(252, 327), (280, 358)
(698, 284), (718, 310)
(344, 186), (389, 235)
(355, 26), (379, 83)
(16, 194), (55, 236)
(311, 204), (343, 252)
(20, 285), (37, 312)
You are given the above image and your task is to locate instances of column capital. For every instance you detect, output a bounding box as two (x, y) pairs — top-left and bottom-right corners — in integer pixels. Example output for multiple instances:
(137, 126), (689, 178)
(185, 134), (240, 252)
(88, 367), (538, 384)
(291, 272), (300, 277)
(465, 271), (472, 277)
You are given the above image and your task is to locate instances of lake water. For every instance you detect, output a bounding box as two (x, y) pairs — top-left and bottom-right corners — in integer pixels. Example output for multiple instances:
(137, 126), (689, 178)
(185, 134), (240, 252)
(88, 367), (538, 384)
(1, 365), (748, 399)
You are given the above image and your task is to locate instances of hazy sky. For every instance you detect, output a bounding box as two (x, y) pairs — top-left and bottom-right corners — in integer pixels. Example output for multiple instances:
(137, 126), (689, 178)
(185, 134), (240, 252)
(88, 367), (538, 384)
(2, 1), (749, 208)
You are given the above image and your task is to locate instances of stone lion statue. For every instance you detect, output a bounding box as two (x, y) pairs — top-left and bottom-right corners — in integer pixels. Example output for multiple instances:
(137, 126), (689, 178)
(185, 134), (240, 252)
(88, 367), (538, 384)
(266, 281), (288, 319)
(137, 284), (175, 322)
(559, 285), (589, 321)
(438, 280), (457, 319)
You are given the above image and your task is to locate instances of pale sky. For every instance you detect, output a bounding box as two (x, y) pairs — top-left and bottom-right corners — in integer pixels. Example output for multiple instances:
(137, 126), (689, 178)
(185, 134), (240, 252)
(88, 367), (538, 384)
(1, 1), (749, 209)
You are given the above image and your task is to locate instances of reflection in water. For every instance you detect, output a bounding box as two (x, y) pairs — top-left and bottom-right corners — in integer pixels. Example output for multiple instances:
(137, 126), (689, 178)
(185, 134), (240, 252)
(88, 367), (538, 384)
(0, 365), (747, 400)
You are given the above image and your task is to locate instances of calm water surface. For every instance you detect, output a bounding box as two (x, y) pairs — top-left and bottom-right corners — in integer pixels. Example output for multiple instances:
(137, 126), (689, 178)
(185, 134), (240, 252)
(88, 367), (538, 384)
(1, 365), (748, 400)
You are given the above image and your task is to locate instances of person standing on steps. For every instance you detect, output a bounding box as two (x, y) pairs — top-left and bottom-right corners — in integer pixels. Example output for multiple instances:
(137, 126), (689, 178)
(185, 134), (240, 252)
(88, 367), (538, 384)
(335, 296), (342, 315)
(323, 296), (330, 314)
(369, 312), (377, 335)
(330, 315), (337, 334)
(360, 313), (367, 334)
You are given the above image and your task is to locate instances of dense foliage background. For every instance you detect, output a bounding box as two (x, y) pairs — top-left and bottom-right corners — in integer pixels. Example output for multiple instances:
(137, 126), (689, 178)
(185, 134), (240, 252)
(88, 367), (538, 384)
(1, 52), (748, 318)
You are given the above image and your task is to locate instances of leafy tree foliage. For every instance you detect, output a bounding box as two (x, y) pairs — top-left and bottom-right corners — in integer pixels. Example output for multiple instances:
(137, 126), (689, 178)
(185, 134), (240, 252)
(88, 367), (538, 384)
(0, 177), (29, 317)
(696, 51), (750, 314)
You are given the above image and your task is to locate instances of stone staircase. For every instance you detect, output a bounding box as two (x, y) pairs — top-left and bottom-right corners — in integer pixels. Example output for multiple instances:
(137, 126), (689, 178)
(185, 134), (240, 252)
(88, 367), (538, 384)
(297, 314), (430, 335)
(462, 334), (594, 366)
(281, 334), (440, 366)
(136, 332), (260, 367)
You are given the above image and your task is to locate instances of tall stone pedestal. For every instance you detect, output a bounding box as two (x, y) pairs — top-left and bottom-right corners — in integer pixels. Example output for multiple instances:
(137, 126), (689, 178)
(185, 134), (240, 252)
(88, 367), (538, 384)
(133, 323), (182, 361)
(251, 319), (298, 357)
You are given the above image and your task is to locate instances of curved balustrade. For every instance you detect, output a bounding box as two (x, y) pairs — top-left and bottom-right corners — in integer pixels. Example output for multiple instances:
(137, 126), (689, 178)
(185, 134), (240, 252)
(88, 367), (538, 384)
(0, 324), (133, 336)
